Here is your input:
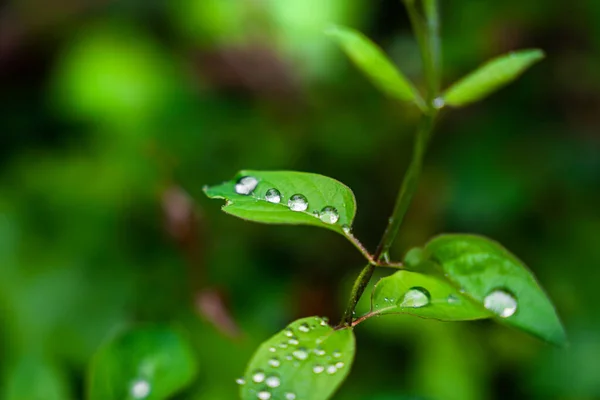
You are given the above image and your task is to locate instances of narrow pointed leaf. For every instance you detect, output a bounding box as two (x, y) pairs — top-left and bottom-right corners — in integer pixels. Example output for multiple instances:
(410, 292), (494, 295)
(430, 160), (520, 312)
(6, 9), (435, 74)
(88, 326), (198, 400)
(371, 270), (491, 321)
(326, 25), (423, 106)
(240, 317), (355, 400)
(204, 170), (356, 235)
(421, 234), (566, 345)
(443, 49), (544, 107)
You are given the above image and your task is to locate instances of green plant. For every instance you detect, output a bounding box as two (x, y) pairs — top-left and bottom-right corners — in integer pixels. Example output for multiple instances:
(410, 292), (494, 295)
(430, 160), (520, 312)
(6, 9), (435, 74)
(92, 1), (564, 399)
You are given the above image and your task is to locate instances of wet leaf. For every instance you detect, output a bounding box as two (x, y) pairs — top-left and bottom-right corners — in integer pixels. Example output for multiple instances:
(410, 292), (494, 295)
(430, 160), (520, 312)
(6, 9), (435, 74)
(204, 170), (356, 236)
(443, 49), (544, 107)
(88, 326), (198, 400)
(239, 317), (355, 400)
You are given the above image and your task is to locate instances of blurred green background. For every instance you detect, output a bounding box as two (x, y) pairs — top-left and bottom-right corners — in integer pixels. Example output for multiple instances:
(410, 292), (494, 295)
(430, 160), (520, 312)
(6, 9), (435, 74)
(1, 0), (599, 399)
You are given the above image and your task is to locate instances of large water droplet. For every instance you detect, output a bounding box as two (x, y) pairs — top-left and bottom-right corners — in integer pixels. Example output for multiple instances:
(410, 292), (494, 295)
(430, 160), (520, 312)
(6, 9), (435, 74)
(268, 358), (280, 368)
(265, 375), (281, 388)
(298, 323), (310, 333)
(284, 393), (297, 400)
(236, 378), (246, 385)
(235, 176), (259, 195)
(484, 290), (517, 318)
(319, 206), (339, 224)
(288, 194), (308, 212)
(292, 347), (308, 360)
(252, 370), (266, 383)
(313, 364), (325, 374)
(257, 391), (272, 399)
(400, 287), (431, 308)
(265, 188), (281, 204)
(130, 379), (151, 399)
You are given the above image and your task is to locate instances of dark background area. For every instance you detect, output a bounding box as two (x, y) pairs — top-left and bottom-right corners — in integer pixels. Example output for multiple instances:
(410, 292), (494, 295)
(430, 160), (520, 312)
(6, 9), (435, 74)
(1, 0), (599, 399)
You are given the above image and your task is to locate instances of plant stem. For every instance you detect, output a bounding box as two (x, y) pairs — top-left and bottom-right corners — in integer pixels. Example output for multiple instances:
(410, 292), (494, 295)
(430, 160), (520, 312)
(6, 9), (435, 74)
(339, 0), (441, 327)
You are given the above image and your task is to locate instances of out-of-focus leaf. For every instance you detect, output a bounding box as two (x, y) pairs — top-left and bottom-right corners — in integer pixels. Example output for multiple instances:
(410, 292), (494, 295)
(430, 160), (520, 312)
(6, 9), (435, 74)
(326, 25), (423, 107)
(370, 270), (491, 321)
(204, 170), (356, 235)
(240, 317), (355, 400)
(3, 355), (71, 400)
(88, 326), (198, 400)
(442, 49), (544, 107)
(419, 234), (567, 345)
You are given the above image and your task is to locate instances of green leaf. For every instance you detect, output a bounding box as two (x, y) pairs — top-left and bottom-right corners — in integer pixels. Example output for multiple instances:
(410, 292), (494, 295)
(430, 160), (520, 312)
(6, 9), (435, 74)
(371, 270), (491, 321)
(3, 355), (72, 400)
(421, 234), (566, 345)
(88, 326), (199, 400)
(442, 49), (544, 107)
(325, 25), (424, 108)
(239, 317), (355, 400)
(204, 170), (356, 235)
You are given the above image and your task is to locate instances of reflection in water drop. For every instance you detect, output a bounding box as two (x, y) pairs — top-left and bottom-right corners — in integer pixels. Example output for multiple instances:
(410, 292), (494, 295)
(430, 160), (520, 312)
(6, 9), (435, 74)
(131, 380), (151, 399)
(484, 290), (517, 318)
(319, 206), (340, 224)
(288, 194), (309, 211)
(400, 287), (431, 308)
(265, 188), (282, 204)
(235, 176), (259, 195)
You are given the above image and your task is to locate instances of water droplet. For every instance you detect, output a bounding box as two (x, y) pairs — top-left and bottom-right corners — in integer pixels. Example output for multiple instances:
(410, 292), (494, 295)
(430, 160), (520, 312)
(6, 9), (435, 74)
(447, 294), (460, 304)
(235, 176), (259, 195)
(285, 355), (293, 361)
(298, 323), (310, 333)
(131, 379), (151, 399)
(288, 338), (299, 346)
(285, 393), (297, 400)
(264, 188), (281, 203)
(257, 390), (272, 399)
(268, 358), (280, 368)
(400, 287), (431, 308)
(313, 364), (325, 374)
(288, 194), (308, 212)
(484, 289), (517, 318)
(326, 365), (337, 374)
(252, 370), (266, 383)
(319, 206), (339, 224)
(342, 224), (352, 234)
(265, 375), (280, 388)
(332, 351), (341, 358)
(384, 297), (390, 303)
(312, 210), (320, 217)
(268, 346), (277, 353)
(279, 342), (288, 349)
(292, 347), (309, 360)
(314, 348), (326, 356)
(335, 362), (345, 369)
(283, 328), (294, 337)
(236, 377), (246, 385)
(433, 97), (445, 109)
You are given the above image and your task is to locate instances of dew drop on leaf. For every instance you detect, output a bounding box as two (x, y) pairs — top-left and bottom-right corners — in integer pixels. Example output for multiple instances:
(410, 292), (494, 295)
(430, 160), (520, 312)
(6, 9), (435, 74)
(314, 348), (326, 356)
(298, 323), (310, 333)
(288, 194), (309, 212)
(342, 224), (352, 234)
(235, 176), (259, 195)
(288, 338), (299, 346)
(130, 379), (151, 399)
(313, 364), (325, 374)
(319, 206), (340, 224)
(400, 287), (431, 308)
(265, 188), (281, 204)
(283, 328), (293, 337)
(284, 393), (297, 400)
(484, 289), (518, 318)
(236, 377), (246, 385)
(326, 365), (338, 374)
(433, 97), (445, 109)
(292, 348), (309, 360)
(268, 358), (280, 368)
(332, 351), (341, 358)
(257, 390), (272, 399)
(265, 375), (281, 388)
(252, 370), (266, 383)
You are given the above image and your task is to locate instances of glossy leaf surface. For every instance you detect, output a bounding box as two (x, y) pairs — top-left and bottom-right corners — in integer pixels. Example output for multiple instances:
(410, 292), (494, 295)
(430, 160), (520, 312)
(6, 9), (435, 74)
(240, 317), (355, 400)
(204, 170), (356, 235)
(443, 49), (544, 107)
(88, 326), (198, 400)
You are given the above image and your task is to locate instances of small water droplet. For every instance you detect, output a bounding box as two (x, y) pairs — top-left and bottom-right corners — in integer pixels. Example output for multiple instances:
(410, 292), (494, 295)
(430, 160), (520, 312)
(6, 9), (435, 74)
(288, 194), (308, 212)
(285, 355), (293, 361)
(342, 224), (352, 234)
(312, 210), (320, 217)
(252, 370), (266, 383)
(447, 294), (460, 304)
(236, 377), (246, 385)
(319, 206), (339, 224)
(268, 358), (280, 368)
(335, 362), (345, 369)
(257, 390), (272, 399)
(400, 287), (431, 308)
(288, 338), (299, 346)
(292, 347), (309, 360)
(131, 379), (151, 399)
(484, 289), (517, 318)
(332, 351), (341, 358)
(433, 97), (445, 109)
(268, 346), (277, 353)
(283, 328), (294, 337)
(265, 375), (280, 388)
(298, 323), (310, 333)
(279, 342), (288, 349)
(265, 188), (282, 204)
(284, 393), (297, 400)
(313, 364), (325, 374)
(326, 365), (337, 374)
(235, 176), (259, 195)
(384, 297), (390, 303)
(314, 347), (326, 356)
